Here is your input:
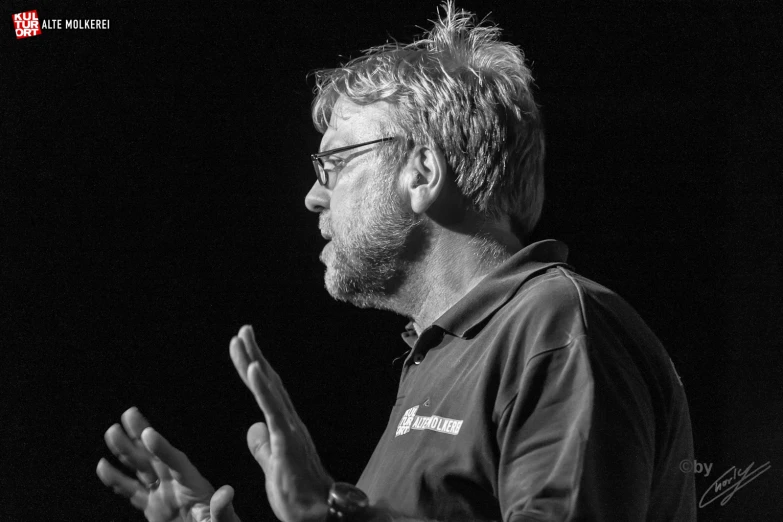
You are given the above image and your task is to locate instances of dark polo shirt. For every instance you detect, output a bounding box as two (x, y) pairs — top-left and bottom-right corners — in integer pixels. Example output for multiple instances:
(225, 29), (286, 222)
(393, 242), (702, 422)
(357, 240), (695, 521)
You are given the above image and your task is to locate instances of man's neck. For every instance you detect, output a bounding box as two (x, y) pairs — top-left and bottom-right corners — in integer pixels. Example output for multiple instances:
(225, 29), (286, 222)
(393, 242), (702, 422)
(386, 226), (522, 334)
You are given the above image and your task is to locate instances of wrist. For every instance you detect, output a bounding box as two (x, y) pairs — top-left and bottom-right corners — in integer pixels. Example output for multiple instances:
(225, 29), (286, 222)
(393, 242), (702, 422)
(295, 477), (333, 522)
(300, 502), (330, 522)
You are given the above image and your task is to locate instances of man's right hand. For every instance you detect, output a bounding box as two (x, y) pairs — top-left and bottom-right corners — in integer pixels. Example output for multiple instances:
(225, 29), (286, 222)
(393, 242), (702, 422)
(96, 407), (239, 522)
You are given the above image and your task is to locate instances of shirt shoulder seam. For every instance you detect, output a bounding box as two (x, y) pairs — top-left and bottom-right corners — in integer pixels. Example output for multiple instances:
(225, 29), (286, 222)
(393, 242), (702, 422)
(554, 265), (589, 332)
(498, 333), (589, 422)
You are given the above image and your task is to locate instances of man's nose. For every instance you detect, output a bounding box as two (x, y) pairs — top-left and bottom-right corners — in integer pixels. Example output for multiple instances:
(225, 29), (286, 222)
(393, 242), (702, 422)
(305, 181), (330, 213)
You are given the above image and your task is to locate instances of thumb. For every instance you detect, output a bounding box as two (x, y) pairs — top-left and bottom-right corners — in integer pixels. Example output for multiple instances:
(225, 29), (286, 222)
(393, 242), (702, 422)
(210, 485), (238, 522)
(246, 421), (271, 472)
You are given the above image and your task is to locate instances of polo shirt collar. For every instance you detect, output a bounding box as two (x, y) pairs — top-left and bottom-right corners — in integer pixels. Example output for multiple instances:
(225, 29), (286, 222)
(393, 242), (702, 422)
(401, 240), (570, 348)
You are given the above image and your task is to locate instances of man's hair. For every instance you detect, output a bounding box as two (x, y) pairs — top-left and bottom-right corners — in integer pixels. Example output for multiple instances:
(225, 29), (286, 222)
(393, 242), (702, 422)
(312, 1), (545, 240)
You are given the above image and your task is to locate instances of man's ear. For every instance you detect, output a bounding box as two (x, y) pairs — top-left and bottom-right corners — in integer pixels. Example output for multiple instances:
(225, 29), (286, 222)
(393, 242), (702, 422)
(404, 145), (449, 215)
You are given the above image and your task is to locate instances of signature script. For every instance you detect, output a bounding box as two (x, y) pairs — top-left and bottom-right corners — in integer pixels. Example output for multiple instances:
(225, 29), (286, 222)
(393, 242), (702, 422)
(699, 461), (771, 508)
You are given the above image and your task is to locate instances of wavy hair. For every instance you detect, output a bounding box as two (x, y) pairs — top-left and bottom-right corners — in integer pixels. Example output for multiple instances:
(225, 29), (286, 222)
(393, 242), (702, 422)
(312, 1), (545, 240)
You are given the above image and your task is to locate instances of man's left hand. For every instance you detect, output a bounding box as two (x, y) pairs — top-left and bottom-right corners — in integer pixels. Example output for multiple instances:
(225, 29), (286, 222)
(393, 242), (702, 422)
(230, 325), (333, 522)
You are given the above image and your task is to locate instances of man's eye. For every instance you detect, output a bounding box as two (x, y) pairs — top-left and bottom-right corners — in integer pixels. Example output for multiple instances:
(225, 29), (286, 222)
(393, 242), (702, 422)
(323, 158), (346, 175)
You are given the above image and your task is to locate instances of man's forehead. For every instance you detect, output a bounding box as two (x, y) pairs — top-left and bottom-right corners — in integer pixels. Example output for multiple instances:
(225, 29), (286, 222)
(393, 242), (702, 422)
(322, 98), (392, 147)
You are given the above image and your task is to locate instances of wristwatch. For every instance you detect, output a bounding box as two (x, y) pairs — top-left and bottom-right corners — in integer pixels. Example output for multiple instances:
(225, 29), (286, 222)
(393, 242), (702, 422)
(325, 482), (370, 522)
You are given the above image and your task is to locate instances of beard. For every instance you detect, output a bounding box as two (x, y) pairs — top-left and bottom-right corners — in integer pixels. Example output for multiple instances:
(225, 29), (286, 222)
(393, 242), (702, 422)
(319, 173), (423, 310)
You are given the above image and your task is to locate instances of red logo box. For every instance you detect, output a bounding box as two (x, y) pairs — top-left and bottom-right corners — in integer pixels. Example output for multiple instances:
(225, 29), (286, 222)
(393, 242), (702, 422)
(13, 10), (41, 39)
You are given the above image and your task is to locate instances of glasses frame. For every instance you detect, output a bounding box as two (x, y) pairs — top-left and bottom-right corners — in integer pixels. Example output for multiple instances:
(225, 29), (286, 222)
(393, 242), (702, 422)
(311, 137), (396, 187)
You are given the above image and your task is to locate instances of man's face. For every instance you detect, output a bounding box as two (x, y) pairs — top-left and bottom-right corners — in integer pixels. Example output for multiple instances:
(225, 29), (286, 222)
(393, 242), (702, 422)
(305, 98), (423, 309)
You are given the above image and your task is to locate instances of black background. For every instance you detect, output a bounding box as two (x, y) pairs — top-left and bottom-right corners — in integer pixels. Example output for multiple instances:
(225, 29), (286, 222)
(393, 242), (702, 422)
(2, 1), (782, 520)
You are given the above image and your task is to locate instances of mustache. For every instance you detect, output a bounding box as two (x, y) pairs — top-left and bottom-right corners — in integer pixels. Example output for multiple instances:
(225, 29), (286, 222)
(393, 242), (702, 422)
(319, 213), (333, 238)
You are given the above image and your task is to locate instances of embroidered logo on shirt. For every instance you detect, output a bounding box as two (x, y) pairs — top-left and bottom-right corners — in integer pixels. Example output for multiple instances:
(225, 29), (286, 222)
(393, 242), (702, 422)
(395, 405), (463, 437)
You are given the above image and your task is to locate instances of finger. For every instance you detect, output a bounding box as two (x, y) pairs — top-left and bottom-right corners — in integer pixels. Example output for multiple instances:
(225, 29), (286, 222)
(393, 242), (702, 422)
(246, 421), (272, 474)
(238, 325), (265, 372)
(233, 335), (290, 412)
(243, 323), (257, 347)
(104, 424), (159, 485)
(96, 458), (148, 510)
(121, 406), (152, 440)
(238, 326), (297, 413)
(231, 333), (276, 395)
(230, 335), (251, 388)
(247, 361), (287, 433)
(210, 485), (237, 522)
(141, 427), (203, 486)
(119, 407), (161, 485)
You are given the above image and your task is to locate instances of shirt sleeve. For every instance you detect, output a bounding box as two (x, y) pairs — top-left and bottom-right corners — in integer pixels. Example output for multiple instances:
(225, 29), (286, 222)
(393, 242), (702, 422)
(496, 334), (655, 522)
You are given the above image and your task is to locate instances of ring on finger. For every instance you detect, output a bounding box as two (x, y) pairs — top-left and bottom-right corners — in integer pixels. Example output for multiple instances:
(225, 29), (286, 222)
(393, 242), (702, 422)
(145, 478), (161, 491)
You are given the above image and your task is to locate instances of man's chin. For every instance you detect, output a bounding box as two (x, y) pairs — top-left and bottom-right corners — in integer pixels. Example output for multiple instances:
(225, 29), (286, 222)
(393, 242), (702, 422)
(319, 239), (407, 310)
(323, 264), (383, 309)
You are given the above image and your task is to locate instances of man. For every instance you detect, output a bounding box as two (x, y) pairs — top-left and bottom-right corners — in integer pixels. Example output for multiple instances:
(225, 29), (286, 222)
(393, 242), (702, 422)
(97, 3), (696, 521)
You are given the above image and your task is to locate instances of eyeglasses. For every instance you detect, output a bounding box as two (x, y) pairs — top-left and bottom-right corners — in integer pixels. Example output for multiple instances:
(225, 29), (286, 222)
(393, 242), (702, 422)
(311, 137), (396, 187)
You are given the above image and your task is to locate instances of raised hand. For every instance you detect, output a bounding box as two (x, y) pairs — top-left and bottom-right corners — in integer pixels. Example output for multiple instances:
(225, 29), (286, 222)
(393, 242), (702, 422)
(97, 407), (239, 522)
(230, 325), (334, 522)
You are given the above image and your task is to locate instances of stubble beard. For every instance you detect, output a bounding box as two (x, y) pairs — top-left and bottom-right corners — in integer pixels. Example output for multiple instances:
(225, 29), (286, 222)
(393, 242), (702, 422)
(319, 175), (423, 310)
